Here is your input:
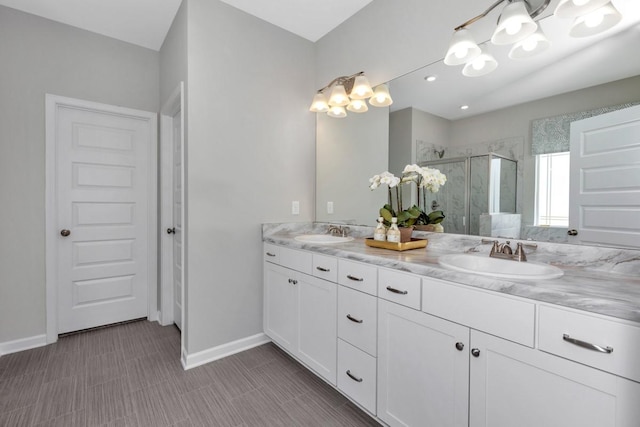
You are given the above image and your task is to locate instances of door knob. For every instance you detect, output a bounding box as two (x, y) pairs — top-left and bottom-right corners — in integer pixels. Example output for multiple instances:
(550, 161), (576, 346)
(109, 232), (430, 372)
(567, 229), (578, 236)
(167, 227), (176, 234)
(60, 229), (71, 237)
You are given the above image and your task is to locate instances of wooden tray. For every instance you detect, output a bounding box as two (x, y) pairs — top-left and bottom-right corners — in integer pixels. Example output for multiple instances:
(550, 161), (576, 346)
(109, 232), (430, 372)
(365, 237), (428, 251)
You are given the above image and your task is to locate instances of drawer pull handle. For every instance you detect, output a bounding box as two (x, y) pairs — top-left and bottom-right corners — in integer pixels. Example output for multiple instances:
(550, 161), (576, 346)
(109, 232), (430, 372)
(347, 275), (364, 282)
(346, 314), (363, 324)
(316, 266), (330, 272)
(386, 286), (408, 295)
(346, 370), (363, 383)
(266, 252), (276, 257)
(562, 334), (613, 354)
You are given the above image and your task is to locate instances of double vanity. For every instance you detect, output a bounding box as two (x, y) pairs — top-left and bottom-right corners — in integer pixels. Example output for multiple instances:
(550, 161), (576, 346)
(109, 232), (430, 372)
(262, 223), (640, 427)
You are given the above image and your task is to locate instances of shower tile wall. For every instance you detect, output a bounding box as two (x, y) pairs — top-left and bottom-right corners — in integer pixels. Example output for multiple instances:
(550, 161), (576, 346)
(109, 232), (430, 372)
(425, 160), (466, 234)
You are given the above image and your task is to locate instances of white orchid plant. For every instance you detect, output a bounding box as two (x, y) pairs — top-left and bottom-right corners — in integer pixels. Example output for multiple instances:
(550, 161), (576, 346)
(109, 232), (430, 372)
(369, 164), (447, 227)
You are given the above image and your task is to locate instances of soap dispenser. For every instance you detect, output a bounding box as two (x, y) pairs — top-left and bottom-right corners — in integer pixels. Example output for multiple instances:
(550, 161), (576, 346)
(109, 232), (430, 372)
(374, 216), (387, 241)
(386, 217), (401, 243)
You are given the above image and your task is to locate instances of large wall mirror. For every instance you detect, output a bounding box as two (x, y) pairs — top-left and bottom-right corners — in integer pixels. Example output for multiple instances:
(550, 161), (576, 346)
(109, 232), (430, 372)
(315, 4), (640, 248)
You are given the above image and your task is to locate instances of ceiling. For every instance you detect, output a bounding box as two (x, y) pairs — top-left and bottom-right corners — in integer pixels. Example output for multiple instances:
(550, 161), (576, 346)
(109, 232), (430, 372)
(1, 0), (637, 119)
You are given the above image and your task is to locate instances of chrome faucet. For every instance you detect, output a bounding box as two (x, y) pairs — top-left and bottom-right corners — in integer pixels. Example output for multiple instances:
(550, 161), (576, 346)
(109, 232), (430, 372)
(328, 225), (349, 237)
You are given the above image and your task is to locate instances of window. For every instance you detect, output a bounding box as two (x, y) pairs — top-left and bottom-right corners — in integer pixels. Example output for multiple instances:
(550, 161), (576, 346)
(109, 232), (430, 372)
(535, 152), (570, 227)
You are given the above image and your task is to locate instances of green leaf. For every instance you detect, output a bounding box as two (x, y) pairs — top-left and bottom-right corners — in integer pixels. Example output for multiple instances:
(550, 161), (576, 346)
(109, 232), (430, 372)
(427, 210), (445, 224)
(380, 207), (393, 223)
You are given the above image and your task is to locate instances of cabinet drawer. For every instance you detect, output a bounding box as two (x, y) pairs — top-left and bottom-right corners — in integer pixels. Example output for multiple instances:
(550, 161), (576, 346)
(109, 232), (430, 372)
(263, 243), (280, 263)
(378, 268), (421, 310)
(312, 254), (338, 282)
(338, 286), (377, 356)
(337, 339), (377, 415)
(279, 246), (312, 275)
(538, 305), (640, 382)
(422, 277), (535, 347)
(338, 259), (377, 296)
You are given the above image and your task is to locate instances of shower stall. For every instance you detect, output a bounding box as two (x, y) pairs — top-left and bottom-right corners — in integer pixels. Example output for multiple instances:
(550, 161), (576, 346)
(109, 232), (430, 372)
(420, 153), (518, 236)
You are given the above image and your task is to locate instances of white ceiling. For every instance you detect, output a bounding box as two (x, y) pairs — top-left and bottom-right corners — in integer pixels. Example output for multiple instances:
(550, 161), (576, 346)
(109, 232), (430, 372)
(218, 0), (373, 42)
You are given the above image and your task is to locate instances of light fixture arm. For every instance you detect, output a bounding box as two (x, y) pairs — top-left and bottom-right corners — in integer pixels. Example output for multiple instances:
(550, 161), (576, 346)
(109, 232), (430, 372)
(453, 0), (550, 31)
(316, 71), (365, 94)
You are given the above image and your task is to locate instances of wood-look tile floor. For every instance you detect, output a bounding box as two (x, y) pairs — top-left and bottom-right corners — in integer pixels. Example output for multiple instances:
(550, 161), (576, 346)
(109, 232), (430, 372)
(0, 321), (380, 426)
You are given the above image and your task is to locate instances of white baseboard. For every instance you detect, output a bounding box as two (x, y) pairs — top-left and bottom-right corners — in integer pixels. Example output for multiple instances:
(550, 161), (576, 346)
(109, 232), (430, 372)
(0, 334), (47, 356)
(181, 332), (271, 370)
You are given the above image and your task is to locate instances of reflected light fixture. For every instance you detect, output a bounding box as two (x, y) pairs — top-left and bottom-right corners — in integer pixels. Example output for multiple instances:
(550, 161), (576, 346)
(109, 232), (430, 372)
(509, 26), (551, 59)
(444, 0), (625, 77)
(463, 44), (498, 77)
(309, 71), (392, 118)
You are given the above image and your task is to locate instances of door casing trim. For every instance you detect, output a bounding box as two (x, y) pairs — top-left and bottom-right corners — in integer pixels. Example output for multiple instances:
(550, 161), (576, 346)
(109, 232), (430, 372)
(45, 94), (158, 344)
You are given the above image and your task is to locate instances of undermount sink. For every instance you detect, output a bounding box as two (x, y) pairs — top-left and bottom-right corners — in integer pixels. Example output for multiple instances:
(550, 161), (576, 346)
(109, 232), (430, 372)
(438, 253), (564, 280)
(294, 234), (355, 244)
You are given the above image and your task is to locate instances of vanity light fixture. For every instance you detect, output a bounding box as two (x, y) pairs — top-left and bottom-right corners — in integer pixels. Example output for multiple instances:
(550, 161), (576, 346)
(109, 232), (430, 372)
(462, 44), (499, 77)
(309, 71), (392, 118)
(444, 0), (624, 77)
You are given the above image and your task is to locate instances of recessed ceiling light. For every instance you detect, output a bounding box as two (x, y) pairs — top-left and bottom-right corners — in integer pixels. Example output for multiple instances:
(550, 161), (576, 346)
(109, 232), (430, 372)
(424, 75), (437, 82)
(460, 105), (469, 110)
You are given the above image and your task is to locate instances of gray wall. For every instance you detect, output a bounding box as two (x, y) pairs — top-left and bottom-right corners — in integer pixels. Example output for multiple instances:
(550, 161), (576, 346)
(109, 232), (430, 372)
(183, 0), (316, 354)
(160, 0), (189, 348)
(316, 108), (388, 226)
(0, 6), (159, 344)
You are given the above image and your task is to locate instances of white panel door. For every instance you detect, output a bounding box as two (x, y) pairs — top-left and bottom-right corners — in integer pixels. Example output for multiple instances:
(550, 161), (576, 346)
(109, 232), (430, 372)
(55, 103), (153, 334)
(569, 105), (640, 247)
(172, 110), (184, 330)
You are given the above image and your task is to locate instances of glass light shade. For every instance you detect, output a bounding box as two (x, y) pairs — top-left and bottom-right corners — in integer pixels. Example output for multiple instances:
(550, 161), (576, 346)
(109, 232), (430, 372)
(369, 84), (393, 107)
(347, 99), (369, 113)
(491, 1), (538, 45)
(569, 2), (622, 37)
(328, 84), (350, 107)
(349, 75), (374, 100)
(309, 92), (329, 112)
(327, 105), (347, 118)
(509, 27), (551, 59)
(444, 29), (481, 66)
(462, 48), (498, 77)
(554, 0), (609, 18)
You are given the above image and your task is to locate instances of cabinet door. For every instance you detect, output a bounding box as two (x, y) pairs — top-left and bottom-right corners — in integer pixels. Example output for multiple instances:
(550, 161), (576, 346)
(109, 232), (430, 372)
(297, 274), (337, 385)
(378, 299), (470, 427)
(469, 330), (640, 427)
(263, 262), (298, 354)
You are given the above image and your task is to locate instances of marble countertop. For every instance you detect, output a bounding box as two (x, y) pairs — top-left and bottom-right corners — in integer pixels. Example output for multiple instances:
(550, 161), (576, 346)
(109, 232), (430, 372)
(263, 223), (640, 324)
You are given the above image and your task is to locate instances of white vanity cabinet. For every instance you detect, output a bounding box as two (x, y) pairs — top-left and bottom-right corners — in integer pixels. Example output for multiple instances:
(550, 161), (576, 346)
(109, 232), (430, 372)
(377, 298), (470, 427)
(263, 245), (337, 385)
(263, 240), (640, 427)
(469, 329), (640, 427)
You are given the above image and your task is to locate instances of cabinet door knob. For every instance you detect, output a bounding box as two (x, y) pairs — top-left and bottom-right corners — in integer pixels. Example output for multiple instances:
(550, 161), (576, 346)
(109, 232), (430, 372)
(167, 227), (176, 234)
(567, 229), (578, 236)
(471, 348), (481, 358)
(455, 342), (465, 351)
(60, 229), (71, 237)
